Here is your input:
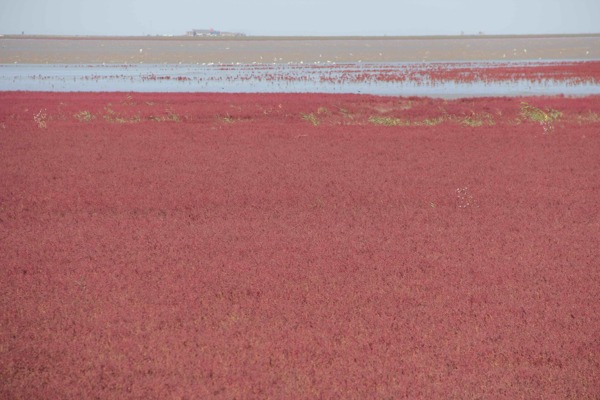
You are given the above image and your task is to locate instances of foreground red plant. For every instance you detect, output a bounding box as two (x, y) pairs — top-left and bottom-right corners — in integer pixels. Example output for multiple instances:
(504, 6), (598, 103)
(1, 92), (599, 399)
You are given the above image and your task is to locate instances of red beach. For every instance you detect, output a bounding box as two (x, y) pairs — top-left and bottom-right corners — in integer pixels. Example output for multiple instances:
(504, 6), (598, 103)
(1, 92), (599, 398)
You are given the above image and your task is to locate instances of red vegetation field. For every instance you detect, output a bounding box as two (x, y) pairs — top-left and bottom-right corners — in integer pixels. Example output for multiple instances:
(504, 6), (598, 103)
(23, 61), (600, 90)
(1, 92), (600, 399)
(313, 61), (600, 85)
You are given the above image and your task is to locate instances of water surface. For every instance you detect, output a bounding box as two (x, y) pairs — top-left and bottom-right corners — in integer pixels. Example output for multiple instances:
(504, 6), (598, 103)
(1, 61), (598, 97)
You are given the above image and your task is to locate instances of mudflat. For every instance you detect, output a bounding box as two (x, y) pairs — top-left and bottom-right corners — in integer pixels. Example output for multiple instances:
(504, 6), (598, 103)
(1, 34), (599, 64)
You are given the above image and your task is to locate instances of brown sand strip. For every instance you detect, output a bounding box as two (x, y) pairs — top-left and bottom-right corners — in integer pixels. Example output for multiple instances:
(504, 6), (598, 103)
(1, 35), (599, 64)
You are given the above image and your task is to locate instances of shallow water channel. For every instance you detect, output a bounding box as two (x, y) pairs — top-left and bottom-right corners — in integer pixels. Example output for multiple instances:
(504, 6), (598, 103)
(1, 61), (598, 97)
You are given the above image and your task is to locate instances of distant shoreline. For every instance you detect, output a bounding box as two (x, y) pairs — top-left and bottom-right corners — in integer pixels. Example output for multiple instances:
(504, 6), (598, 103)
(2, 34), (598, 64)
(2, 33), (600, 41)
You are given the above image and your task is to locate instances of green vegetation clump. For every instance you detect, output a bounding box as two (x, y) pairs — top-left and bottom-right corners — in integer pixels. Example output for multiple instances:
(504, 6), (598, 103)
(519, 102), (562, 133)
(519, 102), (562, 123)
(414, 117), (445, 126)
(369, 115), (445, 127)
(368, 116), (408, 126)
(33, 109), (47, 128)
(103, 106), (142, 123)
(458, 113), (495, 127)
(301, 112), (320, 126)
(74, 110), (95, 122)
(221, 114), (236, 124)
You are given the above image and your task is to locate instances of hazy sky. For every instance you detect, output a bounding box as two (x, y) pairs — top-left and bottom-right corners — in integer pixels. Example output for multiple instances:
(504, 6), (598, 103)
(1, 0), (599, 36)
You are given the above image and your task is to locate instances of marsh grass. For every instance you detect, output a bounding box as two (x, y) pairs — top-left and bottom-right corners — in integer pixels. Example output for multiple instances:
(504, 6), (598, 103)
(301, 112), (320, 126)
(336, 107), (355, 121)
(33, 109), (47, 128)
(519, 102), (562, 133)
(74, 110), (95, 122)
(519, 102), (562, 123)
(216, 113), (254, 124)
(368, 116), (408, 126)
(415, 117), (445, 126)
(366, 104), (563, 130)
(162, 110), (181, 122)
(457, 112), (495, 127)
(368, 115), (444, 127)
(103, 107), (141, 123)
(575, 111), (600, 124)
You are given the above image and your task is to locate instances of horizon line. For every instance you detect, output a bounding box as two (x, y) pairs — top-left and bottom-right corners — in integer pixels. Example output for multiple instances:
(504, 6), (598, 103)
(2, 32), (600, 40)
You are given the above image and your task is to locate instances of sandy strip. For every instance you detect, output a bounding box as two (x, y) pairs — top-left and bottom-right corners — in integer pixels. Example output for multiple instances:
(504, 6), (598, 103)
(1, 34), (599, 64)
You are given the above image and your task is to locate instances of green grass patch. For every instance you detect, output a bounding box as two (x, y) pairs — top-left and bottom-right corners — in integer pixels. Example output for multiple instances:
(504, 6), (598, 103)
(74, 110), (95, 122)
(301, 112), (320, 126)
(415, 117), (445, 126)
(519, 102), (562, 123)
(457, 113), (495, 127)
(368, 116), (408, 126)
(369, 115), (446, 127)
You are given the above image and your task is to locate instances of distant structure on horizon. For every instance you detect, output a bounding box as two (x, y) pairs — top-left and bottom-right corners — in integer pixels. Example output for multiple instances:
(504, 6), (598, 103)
(186, 29), (245, 37)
